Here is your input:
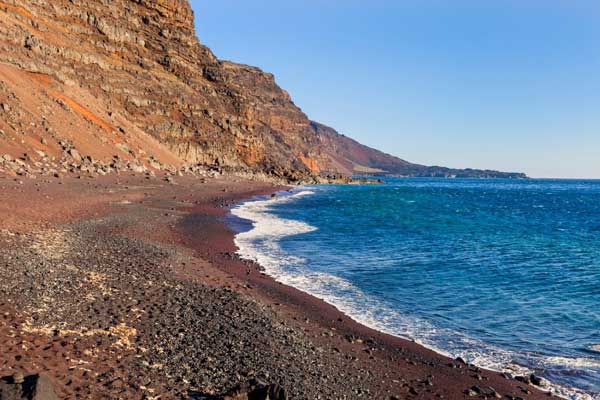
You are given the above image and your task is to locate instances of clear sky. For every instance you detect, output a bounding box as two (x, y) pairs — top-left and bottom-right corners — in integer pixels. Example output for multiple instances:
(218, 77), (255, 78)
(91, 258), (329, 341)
(190, 1), (600, 178)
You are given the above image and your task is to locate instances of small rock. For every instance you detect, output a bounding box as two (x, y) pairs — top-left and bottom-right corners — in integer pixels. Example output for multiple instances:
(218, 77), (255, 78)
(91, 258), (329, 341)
(0, 374), (58, 400)
(68, 148), (82, 162)
(530, 374), (543, 386)
(466, 386), (481, 397)
(12, 373), (24, 384)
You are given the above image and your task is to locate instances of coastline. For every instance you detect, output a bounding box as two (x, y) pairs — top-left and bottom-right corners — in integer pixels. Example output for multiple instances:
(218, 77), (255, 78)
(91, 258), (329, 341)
(0, 174), (558, 399)
(222, 188), (599, 400)
(176, 182), (560, 400)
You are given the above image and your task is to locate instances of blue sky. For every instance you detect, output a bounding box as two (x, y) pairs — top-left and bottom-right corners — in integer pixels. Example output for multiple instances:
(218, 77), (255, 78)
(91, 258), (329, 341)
(190, 1), (600, 178)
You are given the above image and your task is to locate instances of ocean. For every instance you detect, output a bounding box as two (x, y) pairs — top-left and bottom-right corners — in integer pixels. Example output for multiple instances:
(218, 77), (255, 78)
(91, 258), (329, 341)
(229, 178), (600, 399)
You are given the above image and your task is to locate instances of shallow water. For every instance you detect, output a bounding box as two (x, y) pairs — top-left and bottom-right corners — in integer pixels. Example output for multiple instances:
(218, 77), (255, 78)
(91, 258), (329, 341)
(230, 178), (600, 399)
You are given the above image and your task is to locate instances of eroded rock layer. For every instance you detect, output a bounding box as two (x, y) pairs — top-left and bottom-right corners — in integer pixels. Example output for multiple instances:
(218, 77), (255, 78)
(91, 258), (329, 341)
(0, 0), (525, 180)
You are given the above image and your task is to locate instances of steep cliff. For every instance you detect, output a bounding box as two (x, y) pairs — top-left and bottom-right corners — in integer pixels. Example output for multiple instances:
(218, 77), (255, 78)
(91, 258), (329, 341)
(0, 0), (525, 181)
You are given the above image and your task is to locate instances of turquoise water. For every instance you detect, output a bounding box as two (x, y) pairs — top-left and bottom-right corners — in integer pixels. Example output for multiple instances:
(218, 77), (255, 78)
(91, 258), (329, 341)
(230, 178), (600, 399)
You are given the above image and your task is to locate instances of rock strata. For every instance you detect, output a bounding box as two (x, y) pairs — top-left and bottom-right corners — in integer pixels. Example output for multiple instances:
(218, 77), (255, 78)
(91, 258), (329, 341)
(0, 0), (525, 181)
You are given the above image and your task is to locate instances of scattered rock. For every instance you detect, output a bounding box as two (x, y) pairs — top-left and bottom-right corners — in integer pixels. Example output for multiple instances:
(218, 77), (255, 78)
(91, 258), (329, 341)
(530, 374), (543, 386)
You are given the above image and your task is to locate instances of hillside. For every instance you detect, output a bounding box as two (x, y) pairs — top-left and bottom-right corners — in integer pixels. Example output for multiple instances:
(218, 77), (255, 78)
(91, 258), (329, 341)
(312, 122), (526, 178)
(0, 0), (525, 181)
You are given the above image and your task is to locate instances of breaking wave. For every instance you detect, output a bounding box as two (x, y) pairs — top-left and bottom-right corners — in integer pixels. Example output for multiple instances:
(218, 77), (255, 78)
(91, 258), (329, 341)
(230, 187), (599, 400)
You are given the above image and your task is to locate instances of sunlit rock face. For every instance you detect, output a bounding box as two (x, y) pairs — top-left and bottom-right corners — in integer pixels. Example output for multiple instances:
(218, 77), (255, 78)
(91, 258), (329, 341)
(0, 0), (525, 180)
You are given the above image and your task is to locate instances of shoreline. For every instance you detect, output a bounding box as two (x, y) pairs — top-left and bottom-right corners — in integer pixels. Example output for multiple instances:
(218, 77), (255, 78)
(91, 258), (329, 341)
(222, 188), (597, 400)
(0, 174), (561, 399)
(175, 181), (561, 400)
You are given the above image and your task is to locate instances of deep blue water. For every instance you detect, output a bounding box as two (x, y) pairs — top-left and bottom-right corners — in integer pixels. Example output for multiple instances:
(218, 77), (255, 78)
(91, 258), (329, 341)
(231, 178), (600, 399)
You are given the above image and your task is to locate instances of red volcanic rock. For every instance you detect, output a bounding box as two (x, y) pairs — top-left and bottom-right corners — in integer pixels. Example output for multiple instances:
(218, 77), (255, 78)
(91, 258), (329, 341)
(0, 0), (524, 180)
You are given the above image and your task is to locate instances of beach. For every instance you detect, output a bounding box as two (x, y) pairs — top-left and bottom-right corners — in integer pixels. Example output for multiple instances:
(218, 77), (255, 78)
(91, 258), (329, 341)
(0, 173), (555, 399)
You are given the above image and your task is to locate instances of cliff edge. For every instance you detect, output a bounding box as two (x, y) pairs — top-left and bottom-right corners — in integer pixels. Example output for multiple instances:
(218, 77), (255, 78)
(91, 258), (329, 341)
(0, 0), (525, 181)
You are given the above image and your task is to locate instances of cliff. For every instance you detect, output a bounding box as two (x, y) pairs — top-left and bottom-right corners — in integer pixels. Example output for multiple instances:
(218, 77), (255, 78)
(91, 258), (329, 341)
(0, 0), (525, 181)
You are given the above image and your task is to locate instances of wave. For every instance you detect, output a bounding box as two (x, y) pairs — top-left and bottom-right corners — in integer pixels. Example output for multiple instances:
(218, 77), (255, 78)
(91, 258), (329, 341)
(544, 356), (600, 369)
(230, 188), (599, 400)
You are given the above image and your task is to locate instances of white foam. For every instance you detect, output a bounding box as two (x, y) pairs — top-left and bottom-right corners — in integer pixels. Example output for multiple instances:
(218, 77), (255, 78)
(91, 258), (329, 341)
(230, 189), (599, 400)
(544, 356), (600, 369)
(231, 190), (317, 279)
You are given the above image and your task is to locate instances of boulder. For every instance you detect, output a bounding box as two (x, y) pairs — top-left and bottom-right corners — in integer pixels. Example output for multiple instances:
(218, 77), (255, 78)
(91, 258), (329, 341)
(0, 374), (59, 400)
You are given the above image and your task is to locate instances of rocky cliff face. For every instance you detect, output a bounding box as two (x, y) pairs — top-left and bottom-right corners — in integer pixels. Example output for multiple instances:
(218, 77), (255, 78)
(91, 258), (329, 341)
(0, 0), (525, 181)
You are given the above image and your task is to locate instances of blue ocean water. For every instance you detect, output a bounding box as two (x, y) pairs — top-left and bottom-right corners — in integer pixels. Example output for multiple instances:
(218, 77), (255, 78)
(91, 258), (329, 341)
(230, 178), (600, 399)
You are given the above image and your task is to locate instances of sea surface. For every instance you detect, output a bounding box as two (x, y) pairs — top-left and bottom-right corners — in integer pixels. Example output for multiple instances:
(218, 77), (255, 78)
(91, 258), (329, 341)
(229, 178), (600, 399)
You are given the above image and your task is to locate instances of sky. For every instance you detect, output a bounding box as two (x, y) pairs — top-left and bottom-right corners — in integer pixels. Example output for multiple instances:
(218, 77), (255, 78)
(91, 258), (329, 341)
(190, 1), (600, 178)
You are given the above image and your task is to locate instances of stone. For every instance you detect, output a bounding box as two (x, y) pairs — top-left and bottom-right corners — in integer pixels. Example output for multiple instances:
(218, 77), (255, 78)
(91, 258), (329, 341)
(466, 386), (481, 397)
(530, 374), (543, 386)
(12, 373), (24, 385)
(130, 164), (145, 173)
(266, 384), (287, 400)
(0, 374), (58, 400)
(68, 148), (82, 162)
(27, 375), (59, 400)
(34, 150), (46, 159)
(221, 380), (287, 400)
